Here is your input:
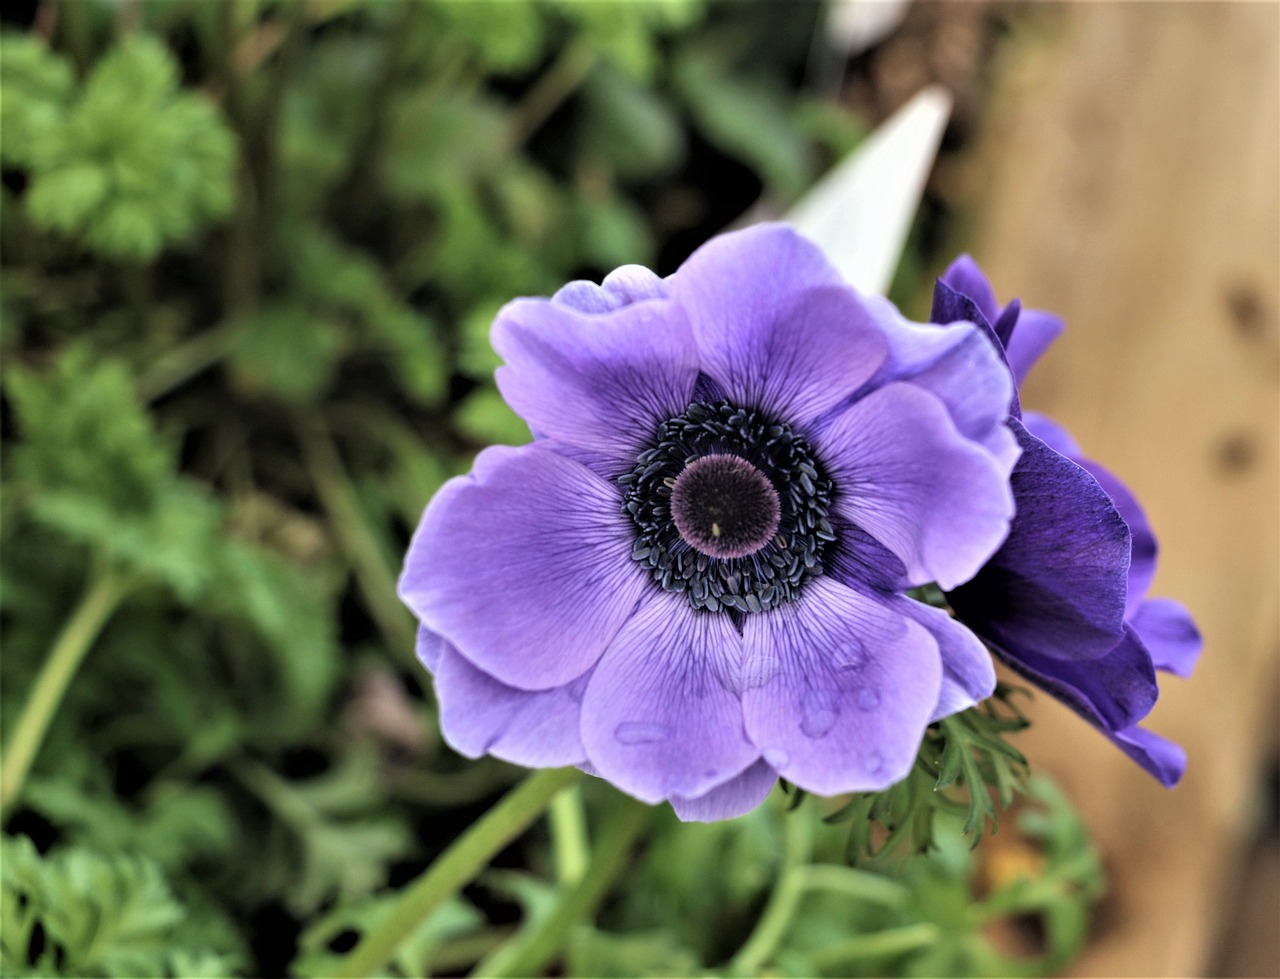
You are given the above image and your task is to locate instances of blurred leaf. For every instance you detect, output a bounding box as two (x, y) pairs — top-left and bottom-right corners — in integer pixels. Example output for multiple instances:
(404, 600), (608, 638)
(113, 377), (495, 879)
(0, 32), (75, 169)
(577, 62), (686, 180)
(229, 302), (349, 401)
(566, 929), (701, 978)
(555, 0), (706, 79)
(237, 756), (413, 916)
(672, 39), (811, 198)
(433, 0), (547, 74)
(453, 386), (532, 447)
(1, 834), (241, 977)
(21, 34), (236, 260)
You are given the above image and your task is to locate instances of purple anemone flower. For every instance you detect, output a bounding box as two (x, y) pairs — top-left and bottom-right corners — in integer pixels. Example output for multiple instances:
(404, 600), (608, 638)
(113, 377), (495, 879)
(933, 256), (1202, 787)
(399, 224), (1020, 821)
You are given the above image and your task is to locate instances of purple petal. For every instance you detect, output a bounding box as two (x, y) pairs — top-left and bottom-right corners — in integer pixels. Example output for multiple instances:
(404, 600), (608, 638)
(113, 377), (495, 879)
(931, 278), (1021, 419)
(740, 577), (941, 796)
(826, 518), (910, 593)
(416, 624), (445, 673)
(995, 625), (1158, 732)
(552, 265), (669, 313)
(1004, 309), (1064, 384)
(1077, 458), (1158, 615)
(893, 598), (997, 722)
(432, 641), (587, 767)
(1129, 598), (1202, 678)
(939, 255), (999, 323)
(1021, 411), (1081, 457)
(1108, 724), (1187, 787)
(579, 591), (756, 803)
(670, 759), (778, 822)
(399, 444), (648, 690)
(947, 420), (1131, 662)
(821, 382), (1015, 590)
(1023, 412), (1158, 613)
(843, 307), (1019, 472)
(665, 224), (888, 427)
(492, 294), (697, 466)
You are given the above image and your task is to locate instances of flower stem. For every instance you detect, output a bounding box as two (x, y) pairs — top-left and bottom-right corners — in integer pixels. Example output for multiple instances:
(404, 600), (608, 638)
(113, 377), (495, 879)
(808, 922), (941, 971)
(729, 804), (815, 975)
(329, 766), (583, 978)
(549, 784), (590, 886)
(0, 565), (132, 817)
(473, 796), (650, 978)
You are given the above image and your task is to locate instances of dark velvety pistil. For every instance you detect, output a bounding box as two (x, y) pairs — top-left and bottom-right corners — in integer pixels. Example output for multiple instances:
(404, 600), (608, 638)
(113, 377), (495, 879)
(619, 401), (836, 613)
(671, 454), (781, 559)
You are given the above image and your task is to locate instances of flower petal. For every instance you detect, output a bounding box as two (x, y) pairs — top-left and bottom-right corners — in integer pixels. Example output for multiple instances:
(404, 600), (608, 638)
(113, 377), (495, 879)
(931, 277), (1021, 418)
(1023, 412), (1158, 616)
(1108, 725), (1186, 787)
(948, 419), (1131, 662)
(1004, 309), (1064, 384)
(821, 382), (1015, 590)
(552, 265), (669, 313)
(580, 591), (756, 804)
(1129, 597), (1202, 678)
(492, 295), (697, 465)
(670, 759), (778, 822)
(995, 625), (1158, 732)
(399, 443), (648, 690)
(416, 624), (445, 673)
(939, 255), (999, 324)
(844, 306), (1019, 471)
(432, 641), (587, 767)
(666, 224), (888, 426)
(741, 577), (941, 796)
(896, 598), (997, 722)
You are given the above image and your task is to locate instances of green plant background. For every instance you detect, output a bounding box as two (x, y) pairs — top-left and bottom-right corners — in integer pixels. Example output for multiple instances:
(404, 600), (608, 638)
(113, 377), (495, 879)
(0, 3), (1101, 976)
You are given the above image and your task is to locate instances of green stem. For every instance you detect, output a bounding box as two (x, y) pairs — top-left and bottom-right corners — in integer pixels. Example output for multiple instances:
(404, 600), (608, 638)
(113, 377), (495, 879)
(330, 767), (583, 978)
(0, 565), (132, 816)
(729, 806), (815, 975)
(795, 864), (910, 910)
(136, 320), (238, 401)
(506, 37), (599, 150)
(474, 797), (650, 978)
(808, 922), (941, 971)
(296, 415), (418, 670)
(548, 784), (590, 886)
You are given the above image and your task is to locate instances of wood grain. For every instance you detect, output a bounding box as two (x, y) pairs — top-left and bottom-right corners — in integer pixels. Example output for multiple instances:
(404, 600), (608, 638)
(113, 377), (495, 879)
(960, 4), (1280, 976)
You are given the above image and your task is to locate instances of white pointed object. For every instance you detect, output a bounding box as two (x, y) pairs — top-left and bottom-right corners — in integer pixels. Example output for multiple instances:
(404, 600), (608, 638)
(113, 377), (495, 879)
(825, 0), (913, 58)
(786, 85), (952, 296)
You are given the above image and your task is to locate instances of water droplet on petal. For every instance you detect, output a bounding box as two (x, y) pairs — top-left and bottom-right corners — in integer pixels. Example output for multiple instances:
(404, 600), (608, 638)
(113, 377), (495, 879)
(855, 686), (881, 711)
(764, 748), (790, 769)
(800, 688), (840, 738)
(615, 722), (669, 745)
(833, 643), (865, 671)
(863, 750), (884, 776)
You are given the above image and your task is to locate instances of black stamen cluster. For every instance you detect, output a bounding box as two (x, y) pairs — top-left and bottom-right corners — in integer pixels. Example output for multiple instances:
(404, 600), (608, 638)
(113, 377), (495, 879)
(619, 401), (836, 613)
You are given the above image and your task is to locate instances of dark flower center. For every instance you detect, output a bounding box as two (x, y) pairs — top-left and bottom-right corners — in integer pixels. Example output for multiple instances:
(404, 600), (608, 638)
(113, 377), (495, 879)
(619, 401), (836, 613)
(670, 454), (781, 559)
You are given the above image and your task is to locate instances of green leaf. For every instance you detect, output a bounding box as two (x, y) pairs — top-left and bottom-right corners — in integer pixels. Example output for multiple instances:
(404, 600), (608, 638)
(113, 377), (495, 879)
(228, 302), (350, 401)
(433, 0), (547, 74)
(21, 33), (237, 259)
(672, 39), (812, 198)
(1, 834), (240, 977)
(0, 32), (75, 168)
(577, 62), (686, 180)
(453, 386), (532, 447)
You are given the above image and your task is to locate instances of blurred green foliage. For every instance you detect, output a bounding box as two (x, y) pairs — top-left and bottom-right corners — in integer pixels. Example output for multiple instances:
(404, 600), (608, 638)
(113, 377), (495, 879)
(0, 2), (1100, 976)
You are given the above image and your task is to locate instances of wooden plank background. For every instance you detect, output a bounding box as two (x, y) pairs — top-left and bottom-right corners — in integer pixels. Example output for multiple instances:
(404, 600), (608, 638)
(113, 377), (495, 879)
(955, 4), (1279, 975)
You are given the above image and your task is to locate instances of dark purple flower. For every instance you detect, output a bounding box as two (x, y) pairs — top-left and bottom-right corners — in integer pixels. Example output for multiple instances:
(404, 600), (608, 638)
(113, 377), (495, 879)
(933, 256), (1201, 786)
(399, 225), (1020, 820)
